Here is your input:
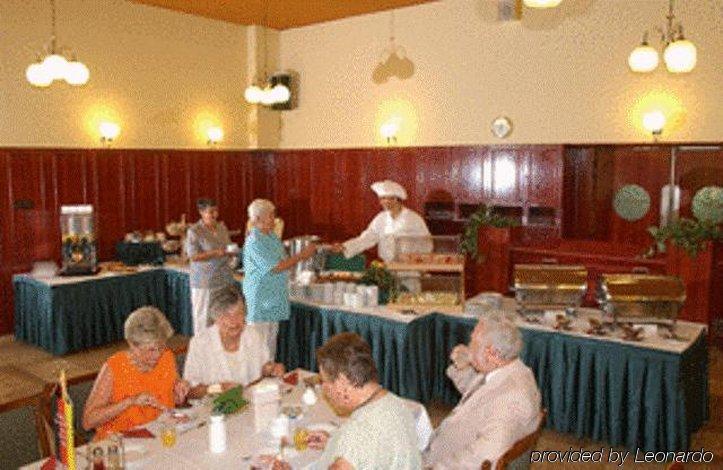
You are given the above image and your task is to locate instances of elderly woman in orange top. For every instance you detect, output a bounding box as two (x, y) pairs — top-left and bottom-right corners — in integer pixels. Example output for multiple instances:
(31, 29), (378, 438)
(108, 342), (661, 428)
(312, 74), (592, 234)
(82, 307), (190, 439)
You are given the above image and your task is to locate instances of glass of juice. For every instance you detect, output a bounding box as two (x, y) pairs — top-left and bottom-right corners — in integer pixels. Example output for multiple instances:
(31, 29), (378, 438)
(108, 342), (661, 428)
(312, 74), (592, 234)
(160, 421), (177, 448)
(293, 427), (309, 451)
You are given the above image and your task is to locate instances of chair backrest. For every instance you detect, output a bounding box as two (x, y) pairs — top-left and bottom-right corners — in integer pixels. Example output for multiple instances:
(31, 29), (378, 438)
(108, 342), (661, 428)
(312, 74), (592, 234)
(481, 409), (547, 470)
(35, 372), (98, 459)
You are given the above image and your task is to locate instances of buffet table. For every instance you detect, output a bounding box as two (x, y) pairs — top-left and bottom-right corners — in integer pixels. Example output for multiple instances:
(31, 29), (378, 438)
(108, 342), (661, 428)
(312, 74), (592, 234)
(13, 269), (167, 355)
(278, 299), (437, 403)
(432, 306), (709, 453)
(13, 267), (709, 452)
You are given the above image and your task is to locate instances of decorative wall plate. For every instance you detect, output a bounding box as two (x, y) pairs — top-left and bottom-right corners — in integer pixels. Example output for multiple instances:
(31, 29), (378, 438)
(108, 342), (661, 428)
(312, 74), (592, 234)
(614, 184), (651, 221)
(491, 116), (512, 139)
(692, 186), (723, 224)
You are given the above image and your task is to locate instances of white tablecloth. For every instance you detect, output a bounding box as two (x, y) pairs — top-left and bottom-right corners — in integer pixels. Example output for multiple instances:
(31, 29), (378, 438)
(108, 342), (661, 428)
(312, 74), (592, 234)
(22, 371), (432, 470)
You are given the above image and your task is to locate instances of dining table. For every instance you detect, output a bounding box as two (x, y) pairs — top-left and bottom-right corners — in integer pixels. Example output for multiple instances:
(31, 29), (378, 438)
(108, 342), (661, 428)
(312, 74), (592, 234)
(21, 370), (433, 470)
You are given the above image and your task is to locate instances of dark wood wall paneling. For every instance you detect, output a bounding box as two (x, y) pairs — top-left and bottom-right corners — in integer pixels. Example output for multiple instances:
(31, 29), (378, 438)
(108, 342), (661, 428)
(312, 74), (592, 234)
(1, 144), (720, 335)
(563, 145), (723, 246)
(0, 149), (262, 334)
(265, 146), (564, 242)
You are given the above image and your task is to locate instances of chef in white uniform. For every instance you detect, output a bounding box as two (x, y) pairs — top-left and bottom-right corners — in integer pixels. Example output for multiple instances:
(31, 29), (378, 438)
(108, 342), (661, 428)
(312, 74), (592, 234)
(331, 180), (432, 269)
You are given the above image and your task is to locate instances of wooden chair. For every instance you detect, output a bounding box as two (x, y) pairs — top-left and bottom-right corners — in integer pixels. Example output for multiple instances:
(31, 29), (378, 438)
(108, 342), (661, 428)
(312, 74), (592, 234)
(481, 409), (547, 470)
(35, 372), (98, 458)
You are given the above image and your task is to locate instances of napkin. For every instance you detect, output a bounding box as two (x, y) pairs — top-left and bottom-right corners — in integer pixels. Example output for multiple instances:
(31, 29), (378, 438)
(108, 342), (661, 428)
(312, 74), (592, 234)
(40, 456), (56, 470)
(122, 428), (155, 438)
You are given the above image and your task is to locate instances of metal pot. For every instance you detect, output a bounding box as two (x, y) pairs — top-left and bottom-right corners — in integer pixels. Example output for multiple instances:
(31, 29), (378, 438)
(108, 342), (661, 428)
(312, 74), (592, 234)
(284, 235), (326, 279)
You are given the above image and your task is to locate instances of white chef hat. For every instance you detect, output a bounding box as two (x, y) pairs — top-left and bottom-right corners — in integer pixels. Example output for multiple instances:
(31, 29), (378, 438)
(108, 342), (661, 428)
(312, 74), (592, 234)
(371, 180), (407, 200)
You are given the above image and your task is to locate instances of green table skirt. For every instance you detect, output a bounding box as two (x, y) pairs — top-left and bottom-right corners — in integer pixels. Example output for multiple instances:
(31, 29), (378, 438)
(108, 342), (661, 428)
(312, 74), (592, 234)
(14, 271), (167, 355)
(278, 302), (436, 402)
(164, 269), (243, 337)
(432, 314), (709, 453)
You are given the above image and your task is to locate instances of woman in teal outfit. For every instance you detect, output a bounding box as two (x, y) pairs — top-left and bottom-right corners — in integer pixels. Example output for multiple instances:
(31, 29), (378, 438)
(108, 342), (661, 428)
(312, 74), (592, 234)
(242, 199), (317, 358)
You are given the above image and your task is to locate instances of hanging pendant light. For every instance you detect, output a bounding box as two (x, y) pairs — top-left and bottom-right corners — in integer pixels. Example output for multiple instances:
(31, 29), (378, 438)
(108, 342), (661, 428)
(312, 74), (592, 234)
(628, 0), (697, 74)
(26, 0), (89, 87)
(244, 84), (264, 104)
(628, 33), (659, 73)
(663, 27), (697, 73)
(523, 0), (563, 8)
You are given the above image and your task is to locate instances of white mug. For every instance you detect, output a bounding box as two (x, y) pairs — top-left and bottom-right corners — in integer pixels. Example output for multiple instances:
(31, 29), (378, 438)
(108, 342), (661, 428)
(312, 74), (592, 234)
(350, 293), (365, 309)
(365, 285), (379, 307)
(322, 283), (334, 304)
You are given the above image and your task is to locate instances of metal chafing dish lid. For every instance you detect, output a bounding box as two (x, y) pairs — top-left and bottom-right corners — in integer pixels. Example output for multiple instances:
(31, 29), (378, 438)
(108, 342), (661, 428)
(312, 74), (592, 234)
(599, 274), (685, 303)
(513, 264), (588, 291)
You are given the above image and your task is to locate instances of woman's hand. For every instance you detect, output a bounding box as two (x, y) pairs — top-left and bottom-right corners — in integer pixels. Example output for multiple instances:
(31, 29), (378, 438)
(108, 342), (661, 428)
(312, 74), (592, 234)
(298, 243), (318, 260)
(173, 380), (191, 404)
(221, 382), (240, 392)
(271, 459), (291, 470)
(329, 243), (345, 254)
(450, 344), (471, 370)
(307, 430), (329, 450)
(262, 362), (285, 378)
(130, 393), (167, 410)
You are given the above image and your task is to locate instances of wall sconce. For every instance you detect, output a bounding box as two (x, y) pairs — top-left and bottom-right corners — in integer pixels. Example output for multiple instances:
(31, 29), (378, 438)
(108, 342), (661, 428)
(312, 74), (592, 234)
(99, 121), (120, 145)
(380, 119), (400, 145)
(207, 126), (223, 146)
(642, 111), (666, 141)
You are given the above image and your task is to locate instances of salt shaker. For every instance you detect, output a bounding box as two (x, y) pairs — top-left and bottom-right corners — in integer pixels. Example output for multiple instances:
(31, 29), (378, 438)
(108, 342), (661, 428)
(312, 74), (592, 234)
(302, 386), (318, 406)
(209, 412), (227, 454)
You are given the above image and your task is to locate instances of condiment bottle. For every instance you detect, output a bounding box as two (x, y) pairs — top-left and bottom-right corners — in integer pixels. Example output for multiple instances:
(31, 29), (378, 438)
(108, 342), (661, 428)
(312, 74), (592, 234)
(209, 412), (227, 454)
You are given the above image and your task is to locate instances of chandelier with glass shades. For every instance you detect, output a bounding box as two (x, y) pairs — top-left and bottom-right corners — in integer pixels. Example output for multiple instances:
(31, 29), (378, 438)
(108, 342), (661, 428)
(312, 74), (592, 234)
(628, 0), (697, 73)
(244, 76), (290, 106)
(26, 0), (89, 87)
(243, 20), (290, 106)
(522, 0), (563, 8)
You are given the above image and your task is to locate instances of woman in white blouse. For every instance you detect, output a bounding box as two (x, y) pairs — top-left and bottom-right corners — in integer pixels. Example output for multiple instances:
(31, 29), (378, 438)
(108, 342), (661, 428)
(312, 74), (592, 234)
(183, 285), (285, 398)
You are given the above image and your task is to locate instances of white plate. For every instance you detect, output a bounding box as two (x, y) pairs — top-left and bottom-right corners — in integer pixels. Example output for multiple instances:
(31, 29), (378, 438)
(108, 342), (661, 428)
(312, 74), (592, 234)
(307, 422), (338, 434)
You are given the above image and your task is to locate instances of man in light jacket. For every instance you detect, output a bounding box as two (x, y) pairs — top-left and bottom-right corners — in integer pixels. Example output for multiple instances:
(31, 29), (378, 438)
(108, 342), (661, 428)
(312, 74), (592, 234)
(424, 313), (542, 469)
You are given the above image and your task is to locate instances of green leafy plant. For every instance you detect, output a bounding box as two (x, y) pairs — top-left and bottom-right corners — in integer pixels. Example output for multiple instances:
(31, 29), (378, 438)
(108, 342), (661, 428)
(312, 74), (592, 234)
(460, 205), (519, 262)
(647, 218), (722, 258)
(212, 385), (248, 414)
(359, 260), (398, 302)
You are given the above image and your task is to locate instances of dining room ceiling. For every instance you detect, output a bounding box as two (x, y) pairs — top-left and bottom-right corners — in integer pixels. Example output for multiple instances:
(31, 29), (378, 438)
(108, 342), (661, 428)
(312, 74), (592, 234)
(129, 0), (440, 30)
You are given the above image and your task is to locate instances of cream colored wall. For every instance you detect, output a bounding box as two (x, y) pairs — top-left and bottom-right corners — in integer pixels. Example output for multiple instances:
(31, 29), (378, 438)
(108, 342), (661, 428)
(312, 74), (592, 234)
(0, 0), (249, 149)
(279, 0), (723, 148)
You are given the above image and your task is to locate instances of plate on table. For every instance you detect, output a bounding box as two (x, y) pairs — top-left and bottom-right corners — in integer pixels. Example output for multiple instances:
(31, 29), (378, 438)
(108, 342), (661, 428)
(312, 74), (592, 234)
(307, 422), (338, 434)
(124, 443), (148, 461)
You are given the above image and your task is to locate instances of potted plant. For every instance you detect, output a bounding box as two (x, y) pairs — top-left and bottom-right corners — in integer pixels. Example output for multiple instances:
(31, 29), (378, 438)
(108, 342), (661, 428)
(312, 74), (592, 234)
(460, 205), (519, 262)
(647, 218), (721, 258)
(359, 260), (397, 304)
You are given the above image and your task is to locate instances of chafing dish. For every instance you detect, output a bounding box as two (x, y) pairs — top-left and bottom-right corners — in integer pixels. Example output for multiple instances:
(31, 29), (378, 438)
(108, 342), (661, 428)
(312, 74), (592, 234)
(597, 274), (685, 325)
(513, 264), (588, 313)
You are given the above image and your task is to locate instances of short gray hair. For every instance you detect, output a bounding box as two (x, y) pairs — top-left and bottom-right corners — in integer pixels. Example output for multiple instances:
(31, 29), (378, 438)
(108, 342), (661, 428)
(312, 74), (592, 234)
(479, 312), (522, 361)
(208, 285), (245, 324)
(124, 307), (174, 344)
(247, 199), (275, 221)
